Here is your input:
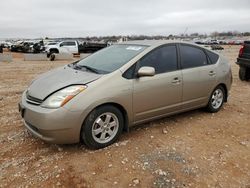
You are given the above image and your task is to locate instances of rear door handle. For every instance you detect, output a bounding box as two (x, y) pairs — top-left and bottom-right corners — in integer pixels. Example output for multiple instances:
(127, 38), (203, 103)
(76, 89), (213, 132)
(172, 77), (181, 84)
(209, 71), (216, 76)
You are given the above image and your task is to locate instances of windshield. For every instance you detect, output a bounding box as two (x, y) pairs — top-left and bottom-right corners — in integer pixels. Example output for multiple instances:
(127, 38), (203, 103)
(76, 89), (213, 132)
(76, 44), (147, 74)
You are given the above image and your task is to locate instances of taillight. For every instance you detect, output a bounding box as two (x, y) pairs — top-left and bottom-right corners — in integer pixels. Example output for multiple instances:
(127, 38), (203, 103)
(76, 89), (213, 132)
(239, 45), (245, 57)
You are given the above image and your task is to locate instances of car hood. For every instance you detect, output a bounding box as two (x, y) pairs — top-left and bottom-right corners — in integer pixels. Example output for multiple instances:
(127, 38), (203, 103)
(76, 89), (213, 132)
(27, 65), (102, 100)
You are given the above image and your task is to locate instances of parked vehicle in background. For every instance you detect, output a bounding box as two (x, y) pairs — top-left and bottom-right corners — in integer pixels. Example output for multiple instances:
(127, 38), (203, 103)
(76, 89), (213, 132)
(0, 41), (12, 49)
(10, 41), (31, 52)
(10, 40), (45, 53)
(79, 41), (108, 53)
(211, 45), (224, 50)
(45, 40), (107, 58)
(45, 40), (77, 58)
(0, 44), (3, 53)
(236, 41), (250, 80)
(32, 41), (45, 53)
(210, 39), (219, 45)
(19, 40), (232, 149)
(195, 39), (225, 46)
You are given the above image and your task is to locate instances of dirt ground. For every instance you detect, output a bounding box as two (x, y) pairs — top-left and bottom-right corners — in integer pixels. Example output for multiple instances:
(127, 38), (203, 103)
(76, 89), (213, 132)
(0, 46), (249, 188)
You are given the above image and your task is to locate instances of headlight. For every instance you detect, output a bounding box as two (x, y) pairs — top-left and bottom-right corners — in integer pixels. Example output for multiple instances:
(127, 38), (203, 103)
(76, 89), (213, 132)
(41, 85), (87, 108)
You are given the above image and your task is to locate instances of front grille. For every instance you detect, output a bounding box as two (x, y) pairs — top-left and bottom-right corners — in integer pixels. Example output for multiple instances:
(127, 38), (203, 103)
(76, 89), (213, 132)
(26, 92), (43, 105)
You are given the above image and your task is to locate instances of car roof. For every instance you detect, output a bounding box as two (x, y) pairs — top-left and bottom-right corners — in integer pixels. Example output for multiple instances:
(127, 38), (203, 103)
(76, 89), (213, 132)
(120, 40), (196, 47)
(119, 40), (220, 57)
(121, 40), (219, 52)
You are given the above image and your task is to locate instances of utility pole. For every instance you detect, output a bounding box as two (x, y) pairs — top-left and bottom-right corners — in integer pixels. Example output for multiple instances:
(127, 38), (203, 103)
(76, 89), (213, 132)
(183, 27), (189, 36)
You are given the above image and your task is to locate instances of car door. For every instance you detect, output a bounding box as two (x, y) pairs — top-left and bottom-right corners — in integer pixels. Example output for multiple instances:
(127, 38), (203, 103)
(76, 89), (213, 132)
(133, 44), (183, 123)
(59, 42), (69, 53)
(66, 41), (78, 54)
(179, 44), (217, 110)
(60, 42), (77, 54)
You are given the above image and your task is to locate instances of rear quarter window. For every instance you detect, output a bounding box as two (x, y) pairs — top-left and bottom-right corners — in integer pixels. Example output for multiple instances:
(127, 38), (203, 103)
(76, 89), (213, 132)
(206, 50), (219, 64)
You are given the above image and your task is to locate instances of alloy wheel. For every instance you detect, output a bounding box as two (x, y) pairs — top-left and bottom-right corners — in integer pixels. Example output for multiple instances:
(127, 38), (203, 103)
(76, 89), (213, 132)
(91, 112), (119, 144)
(211, 89), (224, 109)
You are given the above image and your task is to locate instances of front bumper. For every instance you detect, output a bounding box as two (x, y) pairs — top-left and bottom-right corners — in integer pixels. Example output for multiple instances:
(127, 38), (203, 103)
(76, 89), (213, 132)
(19, 92), (84, 144)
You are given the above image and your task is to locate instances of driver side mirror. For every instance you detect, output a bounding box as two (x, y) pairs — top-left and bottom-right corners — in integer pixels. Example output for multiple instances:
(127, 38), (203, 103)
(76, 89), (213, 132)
(137, 66), (155, 77)
(60, 43), (63, 47)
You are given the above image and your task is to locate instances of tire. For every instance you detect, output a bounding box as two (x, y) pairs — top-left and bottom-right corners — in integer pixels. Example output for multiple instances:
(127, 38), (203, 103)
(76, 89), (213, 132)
(239, 66), (247, 81)
(81, 105), (124, 149)
(206, 86), (225, 113)
(50, 53), (55, 61)
(48, 49), (58, 59)
(246, 68), (250, 80)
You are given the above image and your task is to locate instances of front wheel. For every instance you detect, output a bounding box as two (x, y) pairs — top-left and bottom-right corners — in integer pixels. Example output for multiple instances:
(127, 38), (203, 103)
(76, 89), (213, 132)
(49, 53), (55, 61)
(206, 86), (225, 113)
(81, 105), (124, 149)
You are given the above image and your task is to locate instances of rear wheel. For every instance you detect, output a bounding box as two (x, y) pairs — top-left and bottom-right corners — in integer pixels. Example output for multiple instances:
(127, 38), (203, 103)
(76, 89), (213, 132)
(206, 86), (225, 113)
(81, 105), (124, 149)
(239, 66), (247, 81)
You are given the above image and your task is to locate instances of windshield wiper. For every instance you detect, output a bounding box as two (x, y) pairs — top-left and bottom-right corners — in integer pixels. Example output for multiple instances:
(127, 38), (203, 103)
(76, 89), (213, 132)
(67, 61), (79, 68)
(74, 64), (100, 74)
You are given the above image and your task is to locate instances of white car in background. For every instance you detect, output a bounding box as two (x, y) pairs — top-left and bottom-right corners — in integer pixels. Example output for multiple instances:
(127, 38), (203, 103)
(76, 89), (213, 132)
(45, 41), (79, 57)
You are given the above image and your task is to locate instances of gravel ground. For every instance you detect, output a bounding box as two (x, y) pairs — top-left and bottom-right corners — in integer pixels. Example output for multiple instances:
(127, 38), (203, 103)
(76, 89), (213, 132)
(0, 46), (249, 188)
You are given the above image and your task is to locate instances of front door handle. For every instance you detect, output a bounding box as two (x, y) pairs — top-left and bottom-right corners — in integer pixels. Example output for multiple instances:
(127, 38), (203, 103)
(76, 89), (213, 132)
(209, 71), (216, 76)
(172, 77), (181, 84)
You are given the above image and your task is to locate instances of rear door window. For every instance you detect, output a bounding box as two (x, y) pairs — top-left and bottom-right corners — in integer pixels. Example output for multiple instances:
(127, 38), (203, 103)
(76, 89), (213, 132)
(180, 45), (208, 69)
(66, 42), (76, 46)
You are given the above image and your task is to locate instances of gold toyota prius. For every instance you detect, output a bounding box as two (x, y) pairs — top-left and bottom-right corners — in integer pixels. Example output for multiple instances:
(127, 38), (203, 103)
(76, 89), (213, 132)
(19, 40), (232, 149)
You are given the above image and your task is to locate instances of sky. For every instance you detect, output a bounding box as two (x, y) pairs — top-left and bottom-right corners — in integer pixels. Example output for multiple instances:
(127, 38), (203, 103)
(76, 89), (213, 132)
(0, 0), (250, 38)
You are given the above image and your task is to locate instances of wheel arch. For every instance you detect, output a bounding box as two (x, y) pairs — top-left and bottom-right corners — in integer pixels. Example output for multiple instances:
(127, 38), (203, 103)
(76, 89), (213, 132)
(97, 102), (129, 132)
(217, 83), (228, 102)
(49, 48), (59, 53)
(80, 102), (129, 140)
